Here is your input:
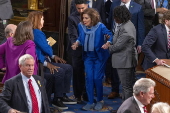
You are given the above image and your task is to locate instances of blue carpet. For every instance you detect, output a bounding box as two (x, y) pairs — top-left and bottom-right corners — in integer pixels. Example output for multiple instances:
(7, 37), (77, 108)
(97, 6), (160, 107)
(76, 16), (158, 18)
(54, 73), (146, 113)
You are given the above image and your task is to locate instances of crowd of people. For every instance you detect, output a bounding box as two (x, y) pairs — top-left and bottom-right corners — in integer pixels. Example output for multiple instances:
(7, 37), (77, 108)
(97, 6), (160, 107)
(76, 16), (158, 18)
(0, 0), (170, 113)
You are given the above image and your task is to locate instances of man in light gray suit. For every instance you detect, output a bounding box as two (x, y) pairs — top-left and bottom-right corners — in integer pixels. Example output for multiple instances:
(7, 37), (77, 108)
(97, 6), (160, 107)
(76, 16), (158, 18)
(117, 78), (155, 113)
(102, 5), (137, 101)
(0, 0), (13, 44)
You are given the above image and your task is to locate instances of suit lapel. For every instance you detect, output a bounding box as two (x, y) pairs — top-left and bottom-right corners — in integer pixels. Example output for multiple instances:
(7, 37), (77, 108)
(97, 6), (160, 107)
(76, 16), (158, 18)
(132, 96), (142, 112)
(161, 24), (168, 51)
(33, 76), (43, 91)
(92, 0), (96, 8)
(17, 74), (28, 106)
(129, 1), (134, 13)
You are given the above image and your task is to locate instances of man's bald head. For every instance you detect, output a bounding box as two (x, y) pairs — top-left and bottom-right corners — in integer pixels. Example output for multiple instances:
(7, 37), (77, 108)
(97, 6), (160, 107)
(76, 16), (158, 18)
(5, 24), (17, 38)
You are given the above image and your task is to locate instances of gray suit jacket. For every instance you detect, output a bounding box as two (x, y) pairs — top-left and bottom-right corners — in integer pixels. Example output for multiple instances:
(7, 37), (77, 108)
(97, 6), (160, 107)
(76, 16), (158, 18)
(0, 74), (50, 113)
(109, 20), (137, 68)
(117, 96), (141, 113)
(0, 0), (13, 20)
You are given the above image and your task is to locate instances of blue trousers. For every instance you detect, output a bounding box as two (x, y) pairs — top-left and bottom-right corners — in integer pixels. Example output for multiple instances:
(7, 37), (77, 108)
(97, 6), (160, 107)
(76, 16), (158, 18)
(84, 56), (106, 104)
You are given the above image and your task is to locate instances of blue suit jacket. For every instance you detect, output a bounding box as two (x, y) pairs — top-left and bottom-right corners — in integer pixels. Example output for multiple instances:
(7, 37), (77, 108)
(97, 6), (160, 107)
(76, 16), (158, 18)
(108, 0), (145, 46)
(142, 24), (170, 70)
(77, 23), (113, 61)
(33, 29), (53, 63)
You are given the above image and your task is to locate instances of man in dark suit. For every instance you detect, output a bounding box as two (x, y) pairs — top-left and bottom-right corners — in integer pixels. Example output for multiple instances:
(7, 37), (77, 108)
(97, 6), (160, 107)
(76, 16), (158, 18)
(117, 78), (155, 113)
(68, 0), (88, 103)
(0, 54), (50, 113)
(134, 0), (169, 36)
(0, 0), (13, 44)
(70, 0), (106, 25)
(142, 10), (170, 70)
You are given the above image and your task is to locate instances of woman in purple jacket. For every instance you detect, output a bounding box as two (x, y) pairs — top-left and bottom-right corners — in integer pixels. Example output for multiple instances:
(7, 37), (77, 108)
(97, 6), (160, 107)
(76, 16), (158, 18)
(0, 21), (38, 83)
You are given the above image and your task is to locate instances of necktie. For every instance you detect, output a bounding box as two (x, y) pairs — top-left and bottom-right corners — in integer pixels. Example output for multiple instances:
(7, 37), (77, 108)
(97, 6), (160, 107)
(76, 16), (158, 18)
(143, 106), (147, 113)
(151, 0), (154, 9)
(28, 79), (39, 113)
(168, 30), (170, 49)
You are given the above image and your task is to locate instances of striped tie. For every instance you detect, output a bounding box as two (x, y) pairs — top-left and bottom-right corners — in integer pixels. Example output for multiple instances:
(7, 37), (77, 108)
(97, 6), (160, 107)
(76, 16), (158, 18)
(28, 79), (39, 113)
(168, 30), (170, 49)
(143, 106), (147, 113)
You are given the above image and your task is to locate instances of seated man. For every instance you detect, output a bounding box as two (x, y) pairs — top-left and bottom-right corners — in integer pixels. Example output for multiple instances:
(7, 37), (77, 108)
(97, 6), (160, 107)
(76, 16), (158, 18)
(117, 78), (155, 113)
(0, 24), (17, 45)
(0, 54), (50, 113)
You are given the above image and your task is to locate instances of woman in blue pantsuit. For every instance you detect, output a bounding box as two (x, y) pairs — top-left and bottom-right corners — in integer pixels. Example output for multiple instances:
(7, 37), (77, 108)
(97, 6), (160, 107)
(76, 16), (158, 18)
(72, 8), (112, 111)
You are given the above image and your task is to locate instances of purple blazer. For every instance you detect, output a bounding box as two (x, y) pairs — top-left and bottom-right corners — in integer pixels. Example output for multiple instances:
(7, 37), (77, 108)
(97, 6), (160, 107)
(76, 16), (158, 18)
(0, 37), (38, 83)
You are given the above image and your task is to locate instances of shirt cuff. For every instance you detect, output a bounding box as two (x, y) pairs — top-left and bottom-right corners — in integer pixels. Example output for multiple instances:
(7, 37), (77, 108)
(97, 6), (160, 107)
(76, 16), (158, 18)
(51, 55), (55, 59)
(153, 58), (158, 63)
(76, 40), (80, 45)
(43, 61), (47, 66)
(107, 41), (112, 44)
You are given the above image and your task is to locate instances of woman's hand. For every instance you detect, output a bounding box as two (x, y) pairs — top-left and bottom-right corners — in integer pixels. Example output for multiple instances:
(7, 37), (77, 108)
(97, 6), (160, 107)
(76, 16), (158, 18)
(102, 42), (110, 49)
(54, 56), (66, 64)
(71, 42), (79, 50)
(105, 34), (110, 40)
(47, 62), (60, 74)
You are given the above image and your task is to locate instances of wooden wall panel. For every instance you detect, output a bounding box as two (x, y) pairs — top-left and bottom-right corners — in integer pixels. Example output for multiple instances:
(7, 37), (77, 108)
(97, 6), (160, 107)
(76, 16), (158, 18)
(42, 0), (60, 32)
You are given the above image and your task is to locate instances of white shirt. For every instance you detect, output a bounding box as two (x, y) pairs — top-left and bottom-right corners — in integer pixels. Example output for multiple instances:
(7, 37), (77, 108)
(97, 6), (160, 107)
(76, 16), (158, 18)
(88, 0), (93, 8)
(21, 73), (42, 113)
(120, 0), (131, 9)
(134, 96), (145, 113)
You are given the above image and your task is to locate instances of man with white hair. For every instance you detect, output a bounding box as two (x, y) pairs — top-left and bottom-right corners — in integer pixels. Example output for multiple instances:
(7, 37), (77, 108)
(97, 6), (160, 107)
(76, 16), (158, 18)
(0, 54), (50, 113)
(117, 78), (155, 113)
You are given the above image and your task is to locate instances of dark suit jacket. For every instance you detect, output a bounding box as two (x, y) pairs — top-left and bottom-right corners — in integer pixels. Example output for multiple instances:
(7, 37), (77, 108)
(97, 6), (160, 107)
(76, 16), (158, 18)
(0, 74), (50, 113)
(117, 96), (141, 113)
(108, 0), (145, 46)
(142, 24), (170, 70)
(134, 0), (170, 35)
(68, 11), (82, 57)
(70, 0), (106, 25)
